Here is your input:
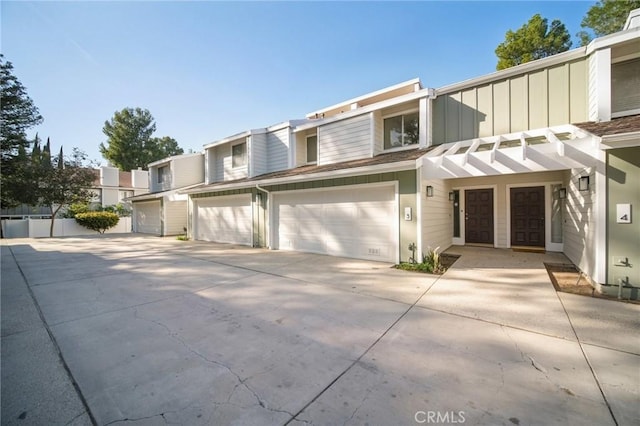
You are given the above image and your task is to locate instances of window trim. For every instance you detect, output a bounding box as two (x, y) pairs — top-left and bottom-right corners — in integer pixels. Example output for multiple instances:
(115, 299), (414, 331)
(231, 141), (247, 168)
(306, 134), (318, 164)
(383, 109), (420, 150)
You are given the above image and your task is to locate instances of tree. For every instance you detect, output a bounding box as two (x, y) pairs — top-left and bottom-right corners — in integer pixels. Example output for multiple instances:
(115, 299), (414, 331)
(33, 144), (96, 237)
(495, 14), (572, 70)
(99, 107), (184, 171)
(0, 55), (43, 210)
(578, 0), (640, 46)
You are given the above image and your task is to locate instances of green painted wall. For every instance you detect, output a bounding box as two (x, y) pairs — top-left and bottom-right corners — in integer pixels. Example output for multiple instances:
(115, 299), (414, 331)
(607, 147), (640, 299)
(189, 170), (418, 262)
(433, 58), (588, 144)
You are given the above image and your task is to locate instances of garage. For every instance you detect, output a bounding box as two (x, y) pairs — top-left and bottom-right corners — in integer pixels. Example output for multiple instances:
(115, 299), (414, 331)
(194, 194), (253, 245)
(274, 184), (397, 262)
(133, 200), (161, 235)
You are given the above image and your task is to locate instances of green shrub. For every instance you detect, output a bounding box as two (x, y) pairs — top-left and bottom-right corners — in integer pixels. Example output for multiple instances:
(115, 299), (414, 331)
(63, 203), (91, 218)
(75, 212), (119, 234)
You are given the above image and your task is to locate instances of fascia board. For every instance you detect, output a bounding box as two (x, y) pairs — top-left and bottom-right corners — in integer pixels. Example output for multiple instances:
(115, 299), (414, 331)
(294, 90), (432, 132)
(305, 78), (422, 119)
(436, 48), (586, 96)
(182, 160), (419, 194)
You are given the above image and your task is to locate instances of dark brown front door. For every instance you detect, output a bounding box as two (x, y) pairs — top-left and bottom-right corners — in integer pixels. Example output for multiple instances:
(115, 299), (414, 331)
(511, 186), (545, 247)
(465, 189), (494, 244)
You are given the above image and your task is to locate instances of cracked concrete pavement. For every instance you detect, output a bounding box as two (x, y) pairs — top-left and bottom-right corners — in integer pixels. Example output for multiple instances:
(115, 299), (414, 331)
(1, 236), (638, 425)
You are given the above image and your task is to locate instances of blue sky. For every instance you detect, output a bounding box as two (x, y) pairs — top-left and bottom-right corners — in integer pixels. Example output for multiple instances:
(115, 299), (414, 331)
(2, 1), (593, 166)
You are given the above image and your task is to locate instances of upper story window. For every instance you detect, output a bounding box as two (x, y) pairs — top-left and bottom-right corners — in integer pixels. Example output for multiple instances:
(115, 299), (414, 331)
(306, 135), (318, 163)
(612, 58), (640, 116)
(384, 111), (419, 149)
(157, 165), (169, 184)
(232, 142), (247, 168)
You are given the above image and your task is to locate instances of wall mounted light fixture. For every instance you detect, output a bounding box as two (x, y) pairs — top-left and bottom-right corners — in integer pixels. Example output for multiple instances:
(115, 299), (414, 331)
(578, 176), (590, 192)
(426, 186), (434, 197)
(558, 188), (567, 199)
(448, 191), (455, 201)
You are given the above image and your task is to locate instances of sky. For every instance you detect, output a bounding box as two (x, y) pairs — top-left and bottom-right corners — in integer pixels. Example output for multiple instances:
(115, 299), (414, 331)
(2, 1), (594, 167)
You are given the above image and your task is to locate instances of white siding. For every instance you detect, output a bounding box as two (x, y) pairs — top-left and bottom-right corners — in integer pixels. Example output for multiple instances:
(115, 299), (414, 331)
(373, 110), (384, 156)
(563, 167), (597, 280)
(213, 146), (225, 182)
(421, 178), (453, 253)
(318, 113), (372, 165)
(164, 200), (188, 236)
(251, 133), (268, 177)
(102, 188), (119, 206)
(173, 155), (204, 188)
(266, 127), (290, 172)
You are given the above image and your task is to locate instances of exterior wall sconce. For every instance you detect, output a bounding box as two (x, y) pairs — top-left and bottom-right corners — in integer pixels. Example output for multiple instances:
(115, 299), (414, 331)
(558, 188), (567, 199)
(578, 176), (590, 192)
(448, 191), (455, 201)
(426, 186), (434, 197)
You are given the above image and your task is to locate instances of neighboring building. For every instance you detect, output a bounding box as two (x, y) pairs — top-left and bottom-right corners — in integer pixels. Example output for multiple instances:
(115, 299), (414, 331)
(0, 165), (149, 219)
(161, 10), (637, 299)
(130, 153), (204, 236)
(91, 166), (149, 208)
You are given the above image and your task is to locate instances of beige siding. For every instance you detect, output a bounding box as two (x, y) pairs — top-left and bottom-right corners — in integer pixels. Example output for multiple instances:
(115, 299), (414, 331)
(563, 167), (597, 280)
(319, 113), (371, 165)
(433, 58), (588, 144)
(421, 178), (453, 253)
(373, 110), (384, 155)
(509, 75), (528, 132)
(266, 128), (290, 172)
(173, 155), (204, 189)
(164, 200), (188, 236)
(569, 60), (588, 122)
(251, 133), (268, 176)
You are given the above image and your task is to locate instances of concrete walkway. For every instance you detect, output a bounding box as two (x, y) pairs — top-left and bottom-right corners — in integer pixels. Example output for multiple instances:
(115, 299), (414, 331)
(1, 236), (638, 425)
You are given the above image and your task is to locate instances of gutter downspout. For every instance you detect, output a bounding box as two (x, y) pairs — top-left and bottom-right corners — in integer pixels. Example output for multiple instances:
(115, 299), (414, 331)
(256, 184), (271, 249)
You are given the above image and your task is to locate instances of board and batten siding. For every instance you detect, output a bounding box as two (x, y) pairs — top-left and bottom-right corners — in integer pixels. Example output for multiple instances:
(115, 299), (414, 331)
(164, 200), (188, 236)
(266, 128), (290, 173)
(172, 155), (204, 189)
(319, 113), (372, 165)
(433, 58), (588, 144)
(251, 133), (268, 177)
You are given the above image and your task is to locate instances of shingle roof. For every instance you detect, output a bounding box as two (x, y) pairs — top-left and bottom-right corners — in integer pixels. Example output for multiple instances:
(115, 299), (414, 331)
(574, 114), (640, 137)
(188, 147), (431, 192)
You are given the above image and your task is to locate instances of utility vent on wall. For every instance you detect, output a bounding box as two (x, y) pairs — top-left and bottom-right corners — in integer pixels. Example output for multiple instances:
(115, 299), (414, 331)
(368, 248), (381, 256)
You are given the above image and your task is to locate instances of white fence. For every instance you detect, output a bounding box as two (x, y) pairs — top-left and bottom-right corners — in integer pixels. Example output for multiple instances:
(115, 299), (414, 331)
(1, 217), (132, 238)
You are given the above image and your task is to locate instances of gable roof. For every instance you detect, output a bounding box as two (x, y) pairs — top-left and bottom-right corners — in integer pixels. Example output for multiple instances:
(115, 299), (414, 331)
(574, 115), (640, 137)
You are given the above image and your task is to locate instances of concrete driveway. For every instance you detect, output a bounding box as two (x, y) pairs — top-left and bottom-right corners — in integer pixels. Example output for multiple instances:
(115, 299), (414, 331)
(1, 236), (638, 426)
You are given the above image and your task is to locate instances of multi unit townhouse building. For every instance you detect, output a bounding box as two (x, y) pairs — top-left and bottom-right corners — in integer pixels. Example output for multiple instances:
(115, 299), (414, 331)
(131, 10), (640, 299)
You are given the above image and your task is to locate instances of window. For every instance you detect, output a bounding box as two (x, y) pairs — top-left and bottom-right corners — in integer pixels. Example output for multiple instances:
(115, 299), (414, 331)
(306, 135), (318, 163)
(232, 142), (247, 168)
(612, 58), (640, 115)
(157, 166), (169, 184)
(383, 112), (419, 149)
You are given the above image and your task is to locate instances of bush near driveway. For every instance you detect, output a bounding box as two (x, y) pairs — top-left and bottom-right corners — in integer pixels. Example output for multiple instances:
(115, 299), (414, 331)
(75, 212), (119, 234)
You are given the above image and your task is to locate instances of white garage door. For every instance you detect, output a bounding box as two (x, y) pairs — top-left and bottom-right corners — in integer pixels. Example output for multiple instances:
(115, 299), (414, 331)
(274, 184), (397, 262)
(134, 200), (161, 235)
(195, 194), (252, 245)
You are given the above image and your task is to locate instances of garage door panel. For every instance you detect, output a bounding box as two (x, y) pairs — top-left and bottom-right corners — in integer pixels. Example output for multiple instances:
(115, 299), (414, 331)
(274, 185), (397, 262)
(195, 195), (252, 245)
(134, 201), (161, 235)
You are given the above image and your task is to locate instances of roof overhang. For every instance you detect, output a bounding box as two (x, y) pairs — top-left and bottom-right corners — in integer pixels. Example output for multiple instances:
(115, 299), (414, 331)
(181, 160), (419, 195)
(420, 125), (599, 179)
(147, 152), (203, 168)
(599, 131), (640, 150)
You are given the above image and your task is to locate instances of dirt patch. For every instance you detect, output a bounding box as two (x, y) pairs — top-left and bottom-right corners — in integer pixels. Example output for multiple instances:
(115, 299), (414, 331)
(440, 254), (460, 270)
(395, 254), (461, 275)
(544, 263), (639, 304)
